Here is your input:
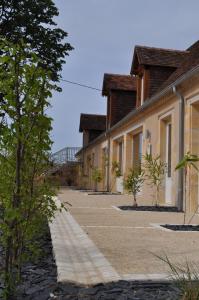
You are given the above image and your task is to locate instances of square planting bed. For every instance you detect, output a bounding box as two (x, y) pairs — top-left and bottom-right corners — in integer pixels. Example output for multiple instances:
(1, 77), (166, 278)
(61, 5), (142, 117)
(161, 224), (199, 231)
(88, 191), (121, 195)
(118, 206), (180, 212)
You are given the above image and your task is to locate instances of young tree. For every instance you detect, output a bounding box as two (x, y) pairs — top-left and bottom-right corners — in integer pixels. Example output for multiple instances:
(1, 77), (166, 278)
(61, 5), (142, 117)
(0, 0), (73, 80)
(0, 39), (58, 298)
(144, 154), (166, 206)
(175, 151), (199, 224)
(124, 168), (145, 207)
(92, 168), (103, 192)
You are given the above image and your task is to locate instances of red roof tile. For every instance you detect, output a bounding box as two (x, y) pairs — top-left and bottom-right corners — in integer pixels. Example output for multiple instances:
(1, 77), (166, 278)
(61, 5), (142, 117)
(159, 40), (199, 90)
(102, 73), (136, 96)
(131, 45), (188, 74)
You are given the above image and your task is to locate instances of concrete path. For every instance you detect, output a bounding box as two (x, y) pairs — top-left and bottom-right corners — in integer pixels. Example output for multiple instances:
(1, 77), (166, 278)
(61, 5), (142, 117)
(49, 198), (120, 285)
(50, 189), (199, 285)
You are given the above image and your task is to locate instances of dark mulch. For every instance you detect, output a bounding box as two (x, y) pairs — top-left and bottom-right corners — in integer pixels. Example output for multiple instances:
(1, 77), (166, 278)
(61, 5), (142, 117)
(0, 222), (57, 300)
(88, 192), (121, 195)
(118, 205), (180, 212)
(52, 281), (181, 300)
(162, 224), (199, 231)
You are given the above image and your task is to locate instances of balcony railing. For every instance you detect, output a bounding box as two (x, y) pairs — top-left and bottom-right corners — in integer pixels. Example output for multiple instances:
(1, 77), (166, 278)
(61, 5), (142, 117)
(51, 147), (81, 165)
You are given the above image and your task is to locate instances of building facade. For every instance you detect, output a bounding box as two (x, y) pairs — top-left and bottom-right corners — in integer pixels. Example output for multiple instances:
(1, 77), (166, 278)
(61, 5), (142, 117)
(76, 41), (199, 212)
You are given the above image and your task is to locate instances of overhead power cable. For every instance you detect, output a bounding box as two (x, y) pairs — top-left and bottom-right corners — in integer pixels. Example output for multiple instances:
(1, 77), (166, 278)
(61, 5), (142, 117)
(60, 78), (102, 92)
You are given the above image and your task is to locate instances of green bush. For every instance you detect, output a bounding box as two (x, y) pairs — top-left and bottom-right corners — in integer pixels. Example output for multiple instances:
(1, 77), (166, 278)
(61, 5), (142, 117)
(92, 168), (103, 191)
(124, 168), (144, 206)
(144, 154), (166, 206)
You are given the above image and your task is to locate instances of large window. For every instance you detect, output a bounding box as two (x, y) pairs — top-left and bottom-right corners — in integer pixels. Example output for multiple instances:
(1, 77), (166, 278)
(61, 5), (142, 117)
(166, 123), (172, 178)
(133, 132), (143, 171)
(118, 142), (123, 175)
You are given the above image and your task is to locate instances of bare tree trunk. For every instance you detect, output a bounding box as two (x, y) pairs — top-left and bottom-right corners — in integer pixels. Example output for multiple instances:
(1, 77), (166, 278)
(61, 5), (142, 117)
(155, 187), (158, 206)
(5, 51), (22, 298)
(133, 193), (138, 207)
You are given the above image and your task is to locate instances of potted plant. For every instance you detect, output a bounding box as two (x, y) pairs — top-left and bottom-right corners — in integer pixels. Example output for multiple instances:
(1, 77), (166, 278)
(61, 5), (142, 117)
(111, 160), (122, 192)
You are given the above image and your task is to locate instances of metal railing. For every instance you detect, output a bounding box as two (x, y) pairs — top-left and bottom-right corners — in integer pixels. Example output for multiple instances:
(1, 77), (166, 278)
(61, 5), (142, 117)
(51, 147), (81, 165)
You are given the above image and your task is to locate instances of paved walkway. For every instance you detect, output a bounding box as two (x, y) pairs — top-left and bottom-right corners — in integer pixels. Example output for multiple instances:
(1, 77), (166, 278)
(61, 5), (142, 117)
(49, 198), (120, 285)
(50, 189), (199, 285)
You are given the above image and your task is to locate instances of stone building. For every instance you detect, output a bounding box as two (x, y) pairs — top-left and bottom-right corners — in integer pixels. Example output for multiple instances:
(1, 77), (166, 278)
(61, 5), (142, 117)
(76, 40), (199, 212)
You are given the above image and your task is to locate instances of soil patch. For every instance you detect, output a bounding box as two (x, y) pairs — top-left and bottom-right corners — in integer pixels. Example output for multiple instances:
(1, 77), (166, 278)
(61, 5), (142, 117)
(118, 205), (180, 212)
(88, 192), (121, 195)
(162, 224), (199, 231)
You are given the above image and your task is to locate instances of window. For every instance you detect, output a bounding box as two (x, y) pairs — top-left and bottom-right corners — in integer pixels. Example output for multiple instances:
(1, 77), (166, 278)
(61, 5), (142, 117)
(133, 132), (143, 171)
(118, 142), (123, 175)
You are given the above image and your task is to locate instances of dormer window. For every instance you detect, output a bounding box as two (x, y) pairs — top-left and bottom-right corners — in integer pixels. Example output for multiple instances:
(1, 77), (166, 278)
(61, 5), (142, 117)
(102, 74), (137, 128)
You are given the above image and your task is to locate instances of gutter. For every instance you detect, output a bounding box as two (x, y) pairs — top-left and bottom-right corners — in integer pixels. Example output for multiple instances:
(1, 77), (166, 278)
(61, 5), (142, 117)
(105, 132), (111, 191)
(107, 64), (199, 135)
(77, 64), (199, 159)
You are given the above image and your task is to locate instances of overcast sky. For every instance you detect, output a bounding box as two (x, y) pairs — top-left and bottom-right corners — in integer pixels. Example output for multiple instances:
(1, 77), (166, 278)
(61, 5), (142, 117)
(50, 0), (199, 153)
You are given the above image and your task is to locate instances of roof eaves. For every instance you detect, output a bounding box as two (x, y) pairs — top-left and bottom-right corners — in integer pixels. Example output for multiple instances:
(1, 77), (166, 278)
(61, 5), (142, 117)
(107, 64), (199, 134)
(77, 64), (199, 156)
(75, 131), (106, 157)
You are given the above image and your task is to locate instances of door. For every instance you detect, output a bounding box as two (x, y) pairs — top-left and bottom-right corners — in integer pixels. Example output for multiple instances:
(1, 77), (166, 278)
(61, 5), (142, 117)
(102, 147), (108, 190)
(165, 123), (172, 204)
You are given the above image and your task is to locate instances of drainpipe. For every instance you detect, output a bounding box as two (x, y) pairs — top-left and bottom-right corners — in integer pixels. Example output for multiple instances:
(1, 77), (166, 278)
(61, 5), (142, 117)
(172, 85), (184, 211)
(105, 132), (111, 192)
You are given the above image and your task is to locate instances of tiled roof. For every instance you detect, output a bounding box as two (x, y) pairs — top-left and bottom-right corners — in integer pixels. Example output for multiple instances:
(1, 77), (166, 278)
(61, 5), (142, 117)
(79, 114), (106, 132)
(102, 73), (136, 96)
(159, 40), (199, 90)
(131, 45), (189, 74)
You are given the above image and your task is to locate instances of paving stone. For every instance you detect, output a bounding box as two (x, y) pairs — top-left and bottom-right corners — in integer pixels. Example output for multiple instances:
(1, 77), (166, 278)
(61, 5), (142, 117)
(49, 198), (120, 285)
(0, 198), (182, 300)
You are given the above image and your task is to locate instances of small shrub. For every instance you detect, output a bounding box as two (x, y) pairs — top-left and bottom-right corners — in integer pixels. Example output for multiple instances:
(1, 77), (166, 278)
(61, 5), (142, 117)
(156, 254), (199, 300)
(110, 160), (122, 192)
(124, 168), (145, 206)
(144, 154), (166, 206)
(175, 151), (199, 224)
(92, 168), (103, 191)
(112, 161), (122, 178)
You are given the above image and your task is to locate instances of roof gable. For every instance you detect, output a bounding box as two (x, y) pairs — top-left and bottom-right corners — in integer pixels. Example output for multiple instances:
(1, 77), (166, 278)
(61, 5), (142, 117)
(102, 73), (136, 96)
(79, 114), (106, 132)
(158, 40), (199, 90)
(131, 45), (188, 74)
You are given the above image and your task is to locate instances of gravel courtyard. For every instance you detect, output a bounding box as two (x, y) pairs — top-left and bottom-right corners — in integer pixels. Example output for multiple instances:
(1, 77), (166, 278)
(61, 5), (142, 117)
(58, 188), (199, 278)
